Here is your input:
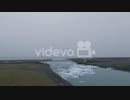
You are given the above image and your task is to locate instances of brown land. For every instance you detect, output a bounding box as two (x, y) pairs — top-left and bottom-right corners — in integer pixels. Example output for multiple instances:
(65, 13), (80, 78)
(0, 62), (72, 86)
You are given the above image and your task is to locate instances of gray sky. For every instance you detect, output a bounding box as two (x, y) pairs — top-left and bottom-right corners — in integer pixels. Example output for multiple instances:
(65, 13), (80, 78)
(0, 12), (130, 59)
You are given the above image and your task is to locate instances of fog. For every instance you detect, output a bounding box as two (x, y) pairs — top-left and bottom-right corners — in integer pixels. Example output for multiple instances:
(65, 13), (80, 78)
(0, 12), (130, 59)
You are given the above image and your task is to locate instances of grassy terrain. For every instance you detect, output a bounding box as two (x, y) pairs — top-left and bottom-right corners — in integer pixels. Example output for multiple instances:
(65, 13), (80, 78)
(0, 63), (57, 86)
(0, 63), (42, 69)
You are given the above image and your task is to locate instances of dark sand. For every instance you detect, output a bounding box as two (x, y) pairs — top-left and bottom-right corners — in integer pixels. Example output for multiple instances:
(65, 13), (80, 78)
(40, 63), (72, 86)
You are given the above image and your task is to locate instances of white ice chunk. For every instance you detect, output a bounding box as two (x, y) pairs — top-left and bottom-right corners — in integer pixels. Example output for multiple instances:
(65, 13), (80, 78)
(57, 64), (97, 79)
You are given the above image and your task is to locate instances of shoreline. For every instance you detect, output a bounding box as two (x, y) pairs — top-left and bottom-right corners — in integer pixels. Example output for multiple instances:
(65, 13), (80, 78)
(69, 58), (130, 72)
(40, 62), (72, 86)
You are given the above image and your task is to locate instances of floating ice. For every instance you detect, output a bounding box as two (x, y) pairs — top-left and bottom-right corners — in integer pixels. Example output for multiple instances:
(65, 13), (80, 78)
(80, 81), (85, 83)
(57, 64), (97, 80)
(45, 60), (98, 80)
(106, 67), (112, 70)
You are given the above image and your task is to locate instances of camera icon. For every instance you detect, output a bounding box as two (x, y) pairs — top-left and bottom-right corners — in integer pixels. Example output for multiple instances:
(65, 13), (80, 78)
(77, 41), (95, 58)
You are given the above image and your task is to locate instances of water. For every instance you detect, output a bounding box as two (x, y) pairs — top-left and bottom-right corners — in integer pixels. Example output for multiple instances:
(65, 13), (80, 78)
(45, 59), (130, 86)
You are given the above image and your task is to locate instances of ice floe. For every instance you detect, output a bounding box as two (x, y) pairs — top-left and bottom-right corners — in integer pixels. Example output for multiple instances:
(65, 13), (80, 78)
(45, 60), (98, 80)
(57, 64), (97, 80)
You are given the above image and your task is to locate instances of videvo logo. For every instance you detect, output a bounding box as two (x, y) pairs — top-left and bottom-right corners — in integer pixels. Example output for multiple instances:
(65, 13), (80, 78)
(34, 41), (96, 58)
